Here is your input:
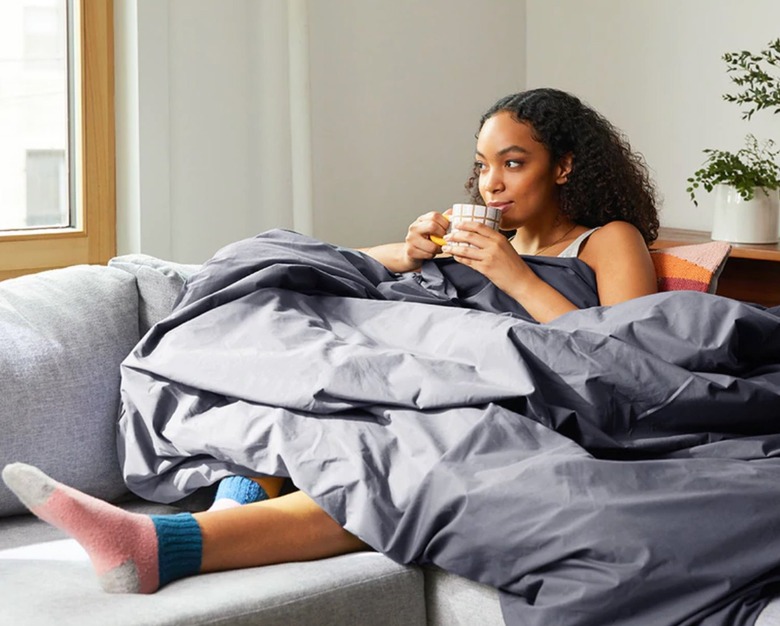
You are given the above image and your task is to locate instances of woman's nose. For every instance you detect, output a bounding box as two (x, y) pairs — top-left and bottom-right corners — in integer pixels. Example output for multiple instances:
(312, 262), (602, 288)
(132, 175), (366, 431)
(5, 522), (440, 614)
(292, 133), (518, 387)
(483, 168), (505, 193)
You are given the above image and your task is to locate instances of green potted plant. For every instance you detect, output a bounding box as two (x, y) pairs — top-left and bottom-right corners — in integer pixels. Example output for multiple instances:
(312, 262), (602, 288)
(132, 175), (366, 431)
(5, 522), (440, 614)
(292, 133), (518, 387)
(686, 38), (780, 244)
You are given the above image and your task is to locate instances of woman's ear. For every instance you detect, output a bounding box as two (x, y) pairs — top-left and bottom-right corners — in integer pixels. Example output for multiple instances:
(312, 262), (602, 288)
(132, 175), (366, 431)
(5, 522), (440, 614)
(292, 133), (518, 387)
(555, 153), (574, 184)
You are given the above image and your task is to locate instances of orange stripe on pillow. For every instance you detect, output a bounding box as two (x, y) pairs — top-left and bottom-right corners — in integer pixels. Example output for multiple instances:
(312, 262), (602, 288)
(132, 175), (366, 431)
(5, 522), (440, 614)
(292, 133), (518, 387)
(652, 255), (713, 285)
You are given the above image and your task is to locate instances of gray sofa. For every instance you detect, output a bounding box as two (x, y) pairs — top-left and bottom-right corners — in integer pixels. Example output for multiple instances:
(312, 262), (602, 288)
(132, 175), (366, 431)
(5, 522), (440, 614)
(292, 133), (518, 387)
(3, 255), (780, 626)
(0, 254), (503, 626)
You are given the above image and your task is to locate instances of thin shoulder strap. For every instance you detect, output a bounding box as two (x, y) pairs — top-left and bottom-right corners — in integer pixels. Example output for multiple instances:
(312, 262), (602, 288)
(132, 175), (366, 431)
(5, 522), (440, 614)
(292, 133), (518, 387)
(557, 227), (601, 258)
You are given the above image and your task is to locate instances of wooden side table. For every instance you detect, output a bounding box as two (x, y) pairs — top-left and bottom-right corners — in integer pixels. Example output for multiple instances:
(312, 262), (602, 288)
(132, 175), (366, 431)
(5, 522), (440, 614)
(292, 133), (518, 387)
(652, 227), (780, 307)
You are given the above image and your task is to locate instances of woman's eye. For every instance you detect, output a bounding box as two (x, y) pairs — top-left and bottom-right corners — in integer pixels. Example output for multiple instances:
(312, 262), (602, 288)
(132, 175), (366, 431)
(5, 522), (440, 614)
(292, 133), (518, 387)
(474, 161), (486, 171)
(506, 160), (524, 168)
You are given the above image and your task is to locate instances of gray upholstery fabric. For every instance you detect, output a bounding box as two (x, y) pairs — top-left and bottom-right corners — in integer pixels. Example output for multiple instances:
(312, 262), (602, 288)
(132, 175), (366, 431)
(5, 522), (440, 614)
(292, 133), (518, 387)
(424, 565), (780, 625)
(424, 567), (503, 625)
(0, 508), (425, 626)
(758, 601), (780, 626)
(0, 265), (139, 517)
(109, 254), (200, 336)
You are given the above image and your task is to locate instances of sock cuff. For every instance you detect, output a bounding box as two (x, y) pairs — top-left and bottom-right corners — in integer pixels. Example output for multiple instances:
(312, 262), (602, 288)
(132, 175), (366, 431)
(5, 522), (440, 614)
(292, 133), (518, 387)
(214, 476), (267, 505)
(151, 513), (203, 587)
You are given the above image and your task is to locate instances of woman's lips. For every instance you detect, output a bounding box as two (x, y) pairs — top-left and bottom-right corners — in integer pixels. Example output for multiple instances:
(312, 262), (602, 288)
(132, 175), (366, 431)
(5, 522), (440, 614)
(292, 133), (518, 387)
(488, 202), (513, 213)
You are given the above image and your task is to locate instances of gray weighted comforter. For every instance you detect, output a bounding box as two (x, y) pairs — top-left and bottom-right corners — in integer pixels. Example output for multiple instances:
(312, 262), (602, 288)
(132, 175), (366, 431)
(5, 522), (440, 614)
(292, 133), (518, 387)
(118, 230), (780, 625)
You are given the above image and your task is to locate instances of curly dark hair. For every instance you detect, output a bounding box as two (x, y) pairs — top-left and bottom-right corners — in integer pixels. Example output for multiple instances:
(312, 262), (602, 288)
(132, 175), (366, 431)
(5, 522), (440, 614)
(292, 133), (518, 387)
(465, 88), (659, 244)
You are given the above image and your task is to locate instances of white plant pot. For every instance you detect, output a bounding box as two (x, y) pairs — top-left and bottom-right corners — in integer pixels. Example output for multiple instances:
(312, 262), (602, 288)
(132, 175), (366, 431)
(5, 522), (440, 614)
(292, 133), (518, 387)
(710, 184), (780, 244)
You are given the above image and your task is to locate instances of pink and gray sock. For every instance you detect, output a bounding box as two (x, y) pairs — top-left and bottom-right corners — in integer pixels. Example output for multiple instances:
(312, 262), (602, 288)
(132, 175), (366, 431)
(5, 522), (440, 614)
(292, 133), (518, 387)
(1, 463), (202, 594)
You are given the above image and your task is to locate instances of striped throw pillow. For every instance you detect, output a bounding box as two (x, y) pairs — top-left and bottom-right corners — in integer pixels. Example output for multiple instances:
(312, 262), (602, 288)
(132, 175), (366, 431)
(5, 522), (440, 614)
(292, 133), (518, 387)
(651, 241), (732, 294)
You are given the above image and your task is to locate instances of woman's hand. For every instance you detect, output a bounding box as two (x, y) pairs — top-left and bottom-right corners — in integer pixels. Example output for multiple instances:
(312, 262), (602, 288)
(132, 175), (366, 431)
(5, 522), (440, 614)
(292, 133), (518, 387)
(400, 211), (451, 271)
(441, 220), (529, 293)
(442, 220), (581, 322)
(357, 210), (450, 273)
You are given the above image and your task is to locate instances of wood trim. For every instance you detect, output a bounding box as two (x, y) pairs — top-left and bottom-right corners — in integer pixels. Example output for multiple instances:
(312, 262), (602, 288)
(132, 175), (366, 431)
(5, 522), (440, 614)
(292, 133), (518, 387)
(0, 0), (116, 280)
(653, 227), (780, 262)
(82, 0), (116, 265)
(0, 232), (90, 280)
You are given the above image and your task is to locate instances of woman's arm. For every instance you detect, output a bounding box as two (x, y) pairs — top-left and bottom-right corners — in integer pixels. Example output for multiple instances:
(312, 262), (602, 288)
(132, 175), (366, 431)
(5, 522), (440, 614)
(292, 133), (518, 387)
(578, 221), (657, 306)
(510, 221), (656, 322)
(356, 242), (418, 273)
(442, 223), (581, 322)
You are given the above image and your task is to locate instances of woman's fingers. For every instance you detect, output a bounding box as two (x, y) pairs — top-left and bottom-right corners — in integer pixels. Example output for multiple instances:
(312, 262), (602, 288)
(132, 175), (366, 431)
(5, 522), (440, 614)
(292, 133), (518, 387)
(406, 211), (450, 257)
(408, 237), (440, 259)
(417, 213), (449, 239)
(442, 220), (498, 250)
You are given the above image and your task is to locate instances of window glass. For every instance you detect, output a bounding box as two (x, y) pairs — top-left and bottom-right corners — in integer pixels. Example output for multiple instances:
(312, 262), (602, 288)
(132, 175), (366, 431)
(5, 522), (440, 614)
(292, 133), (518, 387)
(0, 0), (70, 231)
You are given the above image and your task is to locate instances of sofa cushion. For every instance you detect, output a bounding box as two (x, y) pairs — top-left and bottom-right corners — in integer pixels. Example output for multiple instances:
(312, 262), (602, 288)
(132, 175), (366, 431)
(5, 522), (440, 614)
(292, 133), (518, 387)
(109, 254), (200, 336)
(422, 566), (780, 626)
(0, 265), (139, 517)
(0, 508), (425, 626)
(423, 567), (503, 625)
(757, 599), (780, 626)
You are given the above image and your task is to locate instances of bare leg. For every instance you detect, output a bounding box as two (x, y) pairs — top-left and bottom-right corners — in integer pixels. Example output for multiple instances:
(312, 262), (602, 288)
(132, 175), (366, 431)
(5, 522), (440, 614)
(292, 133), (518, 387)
(253, 476), (285, 498)
(2, 462), (367, 593)
(198, 490), (369, 573)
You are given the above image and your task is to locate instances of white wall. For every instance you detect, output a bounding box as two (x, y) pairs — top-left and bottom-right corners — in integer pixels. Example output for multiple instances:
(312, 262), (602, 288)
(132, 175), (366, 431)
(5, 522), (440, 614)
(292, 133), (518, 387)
(307, 0), (525, 247)
(116, 1), (780, 258)
(115, 0), (526, 262)
(526, 0), (780, 232)
(116, 0), (260, 263)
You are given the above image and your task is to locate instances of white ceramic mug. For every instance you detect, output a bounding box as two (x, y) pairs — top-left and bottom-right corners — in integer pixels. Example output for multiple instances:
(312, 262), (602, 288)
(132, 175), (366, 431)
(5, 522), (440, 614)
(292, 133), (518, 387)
(431, 204), (502, 247)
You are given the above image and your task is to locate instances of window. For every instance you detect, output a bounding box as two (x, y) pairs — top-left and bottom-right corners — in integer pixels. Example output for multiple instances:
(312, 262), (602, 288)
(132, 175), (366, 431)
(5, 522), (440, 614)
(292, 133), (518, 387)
(0, 0), (115, 280)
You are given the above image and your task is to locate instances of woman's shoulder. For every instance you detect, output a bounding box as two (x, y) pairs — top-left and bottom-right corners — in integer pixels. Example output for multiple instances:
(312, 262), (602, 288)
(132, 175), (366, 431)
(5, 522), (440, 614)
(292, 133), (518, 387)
(588, 221), (646, 246)
(592, 220), (642, 237)
(579, 221), (649, 261)
(579, 220), (657, 302)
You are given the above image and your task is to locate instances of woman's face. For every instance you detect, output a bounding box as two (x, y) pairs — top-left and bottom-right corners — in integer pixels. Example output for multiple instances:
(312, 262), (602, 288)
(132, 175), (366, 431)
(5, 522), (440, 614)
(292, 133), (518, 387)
(475, 111), (569, 230)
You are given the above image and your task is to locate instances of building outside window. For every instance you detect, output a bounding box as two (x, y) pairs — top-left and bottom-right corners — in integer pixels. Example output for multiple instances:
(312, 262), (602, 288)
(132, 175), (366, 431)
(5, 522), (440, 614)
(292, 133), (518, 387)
(25, 149), (67, 227)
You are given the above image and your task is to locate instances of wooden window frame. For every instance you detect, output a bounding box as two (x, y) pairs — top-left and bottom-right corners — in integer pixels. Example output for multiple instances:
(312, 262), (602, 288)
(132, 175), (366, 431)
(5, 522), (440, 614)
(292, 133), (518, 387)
(0, 0), (115, 281)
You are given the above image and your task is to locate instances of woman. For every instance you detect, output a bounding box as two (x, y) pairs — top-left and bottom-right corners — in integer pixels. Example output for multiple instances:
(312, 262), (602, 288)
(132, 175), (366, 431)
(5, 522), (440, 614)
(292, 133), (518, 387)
(363, 88), (659, 323)
(2, 88), (661, 594)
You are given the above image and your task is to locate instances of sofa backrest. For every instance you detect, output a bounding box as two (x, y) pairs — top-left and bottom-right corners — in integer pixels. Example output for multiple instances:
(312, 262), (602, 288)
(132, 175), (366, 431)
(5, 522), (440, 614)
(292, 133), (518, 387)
(0, 255), (201, 518)
(109, 254), (200, 336)
(0, 265), (140, 517)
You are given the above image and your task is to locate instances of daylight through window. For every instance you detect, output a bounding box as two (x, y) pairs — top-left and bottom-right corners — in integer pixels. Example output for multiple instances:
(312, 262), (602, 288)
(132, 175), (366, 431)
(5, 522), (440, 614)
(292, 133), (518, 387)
(0, 0), (71, 231)
(0, 0), (115, 281)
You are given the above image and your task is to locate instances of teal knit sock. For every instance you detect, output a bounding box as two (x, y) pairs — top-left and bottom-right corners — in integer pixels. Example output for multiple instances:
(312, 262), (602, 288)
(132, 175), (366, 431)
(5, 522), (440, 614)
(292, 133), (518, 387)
(210, 476), (268, 510)
(150, 513), (203, 588)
